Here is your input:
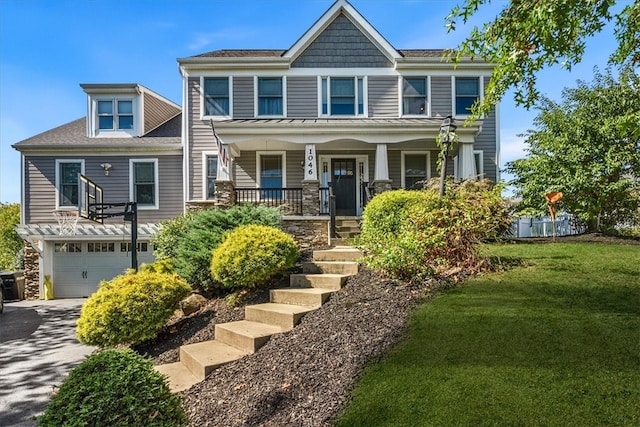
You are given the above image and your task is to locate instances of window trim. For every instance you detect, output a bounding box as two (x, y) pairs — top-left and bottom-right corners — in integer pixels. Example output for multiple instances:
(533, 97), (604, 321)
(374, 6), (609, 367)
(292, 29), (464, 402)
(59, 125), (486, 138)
(452, 76), (484, 118)
(401, 76), (431, 117)
(55, 159), (85, 210)
(202, 151), (218, 200)
(254, 76), (286, 117)
(201, 76), (233, 119)
(93, 97), (137, 137)
(129, 159), (159, 210)
(318, 76), (367, 117)
(474, 150), (484, 179)
(256, 151), (287, 190)
(401, 151), (431, 189)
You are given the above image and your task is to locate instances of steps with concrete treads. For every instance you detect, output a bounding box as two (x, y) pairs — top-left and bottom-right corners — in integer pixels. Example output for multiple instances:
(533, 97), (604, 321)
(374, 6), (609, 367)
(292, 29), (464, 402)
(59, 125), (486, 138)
(155, 245), (362, 392)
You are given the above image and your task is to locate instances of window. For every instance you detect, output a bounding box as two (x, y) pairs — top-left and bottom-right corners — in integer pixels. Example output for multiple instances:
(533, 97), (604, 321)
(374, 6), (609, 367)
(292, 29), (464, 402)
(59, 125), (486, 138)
(258, 153), (285, 199)
(120, 242), (148, 252)
(204, 77), (230, 116)
(257, 77), (283, 116)
(55, 243), (81, 253)
(130, 159), (158, 208)
(474, 150), (484, 179)
(98, 99), (134, 130)
(206, 155), (218, 200)
(321, 77), (365, 116)
(403, 78), (428, 115)
(402, 153), (430, 189)
(88, 243), (115, 253)
(56, 160), (83, 208)
(455, 77), (480, 116)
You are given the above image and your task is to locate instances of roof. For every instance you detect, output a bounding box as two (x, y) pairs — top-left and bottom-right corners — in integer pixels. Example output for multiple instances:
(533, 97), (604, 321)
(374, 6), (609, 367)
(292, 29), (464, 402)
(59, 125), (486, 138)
(16, 223), (162, 240)
(190, 48), (449, 59)
(12, 115), (182, 151)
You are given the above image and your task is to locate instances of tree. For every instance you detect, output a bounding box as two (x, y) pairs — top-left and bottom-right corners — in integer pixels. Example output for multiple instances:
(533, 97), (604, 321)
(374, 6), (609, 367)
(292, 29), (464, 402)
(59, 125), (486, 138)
(506, 66), (640, 233)
(446, 0), (640, 118)
(0, 203), (22, 270)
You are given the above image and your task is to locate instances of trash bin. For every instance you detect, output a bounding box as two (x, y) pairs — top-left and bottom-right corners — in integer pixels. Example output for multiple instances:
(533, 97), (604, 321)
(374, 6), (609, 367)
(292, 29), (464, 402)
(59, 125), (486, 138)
(0, 272), (20, 301)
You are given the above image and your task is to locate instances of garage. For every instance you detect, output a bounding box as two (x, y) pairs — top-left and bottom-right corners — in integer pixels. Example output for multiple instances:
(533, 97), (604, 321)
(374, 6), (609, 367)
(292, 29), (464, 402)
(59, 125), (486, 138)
(52, 240), (155, 298)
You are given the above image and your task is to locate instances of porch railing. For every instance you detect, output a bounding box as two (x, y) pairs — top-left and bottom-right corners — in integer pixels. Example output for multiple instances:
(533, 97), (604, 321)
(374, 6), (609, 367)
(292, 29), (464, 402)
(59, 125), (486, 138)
(319, 187), (330, 215)
(235, 187), (303, 215)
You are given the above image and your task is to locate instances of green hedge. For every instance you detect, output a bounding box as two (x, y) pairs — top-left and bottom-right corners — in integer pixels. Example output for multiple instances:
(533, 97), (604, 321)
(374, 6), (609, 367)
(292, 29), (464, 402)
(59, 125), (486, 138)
(38, 349), (187, 427)
(211, 224), (299, 289)
(76, 271), (191, 347)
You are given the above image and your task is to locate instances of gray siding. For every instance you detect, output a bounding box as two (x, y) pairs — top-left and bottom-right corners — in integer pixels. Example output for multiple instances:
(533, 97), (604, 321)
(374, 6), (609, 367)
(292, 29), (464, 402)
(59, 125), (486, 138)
(387, 150), (401, 186)
(142, 92), (180, 134)
(24, 155), (183, 224)
(475, 107), (498, 182)
(234, 154), (256, 188)
(368, 76), (398, 117)
(287, 77), (317, 118)
(431, 76), (452, 118)
(233, 77), (254, 119)
(188, 77), (217, 200)
(292, 14), (392, 68)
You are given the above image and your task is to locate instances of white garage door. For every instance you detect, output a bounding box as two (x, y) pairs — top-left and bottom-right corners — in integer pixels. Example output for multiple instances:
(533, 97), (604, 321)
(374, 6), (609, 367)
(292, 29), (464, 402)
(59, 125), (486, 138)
(52, 241), (155, 298)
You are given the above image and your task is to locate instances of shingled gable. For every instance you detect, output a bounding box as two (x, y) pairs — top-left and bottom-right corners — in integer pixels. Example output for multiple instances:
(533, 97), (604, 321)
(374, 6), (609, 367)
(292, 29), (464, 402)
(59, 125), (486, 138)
(284, 0), (400, 66)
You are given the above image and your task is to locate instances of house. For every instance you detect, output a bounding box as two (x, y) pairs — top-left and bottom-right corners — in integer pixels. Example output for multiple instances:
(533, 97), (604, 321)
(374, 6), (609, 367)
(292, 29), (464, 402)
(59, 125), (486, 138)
(13, 0), (499, 299)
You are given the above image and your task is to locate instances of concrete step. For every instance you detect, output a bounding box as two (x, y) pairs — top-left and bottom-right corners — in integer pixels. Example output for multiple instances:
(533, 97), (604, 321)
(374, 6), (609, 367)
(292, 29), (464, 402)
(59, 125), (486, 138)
(154, 362), (200, 393)
(336, 219), (360, 228)
(290, 273), (349, 290)
(302, 261), (359, 275)
(179, 340), (246, 381)
(215, 320), (284, 353)
(270, 287), (334, 307)
(313, 247), (363, 262)
(245, 303), (315, 330)
(336, 226), (360, 234)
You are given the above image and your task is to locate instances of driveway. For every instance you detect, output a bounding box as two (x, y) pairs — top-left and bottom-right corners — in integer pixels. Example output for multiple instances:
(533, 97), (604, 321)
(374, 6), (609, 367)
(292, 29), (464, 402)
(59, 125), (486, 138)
(0, 299), (96, 426)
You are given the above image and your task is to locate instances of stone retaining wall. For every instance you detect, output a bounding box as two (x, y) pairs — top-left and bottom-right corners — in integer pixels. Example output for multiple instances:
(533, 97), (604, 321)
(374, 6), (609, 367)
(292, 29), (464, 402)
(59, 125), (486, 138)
(23, 243), (40, 300)
(281, 216), (329, 251)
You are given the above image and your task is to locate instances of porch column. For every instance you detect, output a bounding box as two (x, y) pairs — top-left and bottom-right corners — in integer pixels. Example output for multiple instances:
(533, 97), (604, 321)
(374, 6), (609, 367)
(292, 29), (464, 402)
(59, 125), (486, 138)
(458, 141), (477, 180)
(214, 180), (236, 207)
(303, 144), (318, 181)
(301, 180), (320, 216)
(373, 143), (392, 194)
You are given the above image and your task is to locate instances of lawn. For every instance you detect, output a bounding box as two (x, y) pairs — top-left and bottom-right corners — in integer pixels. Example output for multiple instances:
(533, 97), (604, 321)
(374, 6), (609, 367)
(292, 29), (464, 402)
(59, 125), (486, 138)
(335, 241), (640, 427)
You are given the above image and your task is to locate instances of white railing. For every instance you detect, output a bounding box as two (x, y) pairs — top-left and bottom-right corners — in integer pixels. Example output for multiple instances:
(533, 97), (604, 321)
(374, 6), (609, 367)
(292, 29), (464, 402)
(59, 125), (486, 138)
(511, 215), (584, 238)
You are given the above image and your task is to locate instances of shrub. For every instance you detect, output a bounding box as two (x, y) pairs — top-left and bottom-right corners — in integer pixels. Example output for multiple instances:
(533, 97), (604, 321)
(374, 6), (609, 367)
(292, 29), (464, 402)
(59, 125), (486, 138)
(172, 205), (282, 293)
(76, 271), (191, 347)
(211, 224), (299, 289)
(139, 258), (175, 274)
(152, 212), (193, 261)
(356, 180), (511, 282)
(38, 349), (187, 427)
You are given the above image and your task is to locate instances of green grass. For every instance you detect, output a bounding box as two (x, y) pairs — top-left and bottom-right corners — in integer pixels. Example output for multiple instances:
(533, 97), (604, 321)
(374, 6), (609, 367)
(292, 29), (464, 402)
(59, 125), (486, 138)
(335, 242), (640, 427)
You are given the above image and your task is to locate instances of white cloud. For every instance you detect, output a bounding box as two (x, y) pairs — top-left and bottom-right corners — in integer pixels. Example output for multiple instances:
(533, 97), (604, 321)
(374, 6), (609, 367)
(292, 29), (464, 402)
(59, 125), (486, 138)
(500, 129), (529, 167)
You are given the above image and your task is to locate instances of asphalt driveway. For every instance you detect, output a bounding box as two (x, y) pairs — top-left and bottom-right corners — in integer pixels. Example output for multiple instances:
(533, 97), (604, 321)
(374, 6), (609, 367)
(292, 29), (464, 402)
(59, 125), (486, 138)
(0, 299), (96, 426)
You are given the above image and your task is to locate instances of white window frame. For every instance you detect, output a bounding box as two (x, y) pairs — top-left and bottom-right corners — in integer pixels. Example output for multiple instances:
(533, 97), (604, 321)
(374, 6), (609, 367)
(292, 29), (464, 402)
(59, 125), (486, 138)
(202, 151), (218, 200)
(93, 97), (137, 137)
(129, 159), (159, 210)
(318, 76), (367, 117)
(452, 76), (484, 118)
(201, 76), (233, 119)
(254, 76), (287, 117)
(401, 151), (431, 189)
(256, 151), (287, 197)
(55, 159), (85, 210)
(401, 76), (431, 117)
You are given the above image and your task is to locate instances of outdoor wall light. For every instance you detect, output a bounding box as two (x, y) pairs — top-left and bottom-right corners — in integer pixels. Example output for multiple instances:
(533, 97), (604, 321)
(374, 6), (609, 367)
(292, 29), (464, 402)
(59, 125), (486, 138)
(100, 163), (113, 176)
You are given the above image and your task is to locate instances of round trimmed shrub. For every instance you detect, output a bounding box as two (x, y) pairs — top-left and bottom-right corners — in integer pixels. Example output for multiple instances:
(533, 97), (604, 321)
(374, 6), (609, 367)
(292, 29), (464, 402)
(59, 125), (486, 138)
(38, 349), (187, 427)
(76, 271), (191, 347)
(210, 224), (299, 289)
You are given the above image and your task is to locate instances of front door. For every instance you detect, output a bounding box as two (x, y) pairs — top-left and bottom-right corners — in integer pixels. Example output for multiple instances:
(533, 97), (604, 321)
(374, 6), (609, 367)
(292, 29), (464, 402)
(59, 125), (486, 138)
(332, 159), (356, 216)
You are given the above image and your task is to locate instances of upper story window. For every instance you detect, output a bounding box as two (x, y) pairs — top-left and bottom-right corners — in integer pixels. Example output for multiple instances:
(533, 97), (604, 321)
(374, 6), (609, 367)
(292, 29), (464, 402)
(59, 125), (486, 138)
(403, 78), (428, 116)
(204, 77), (230, 117)
(455, 77), (480, 116)
(56, 160), (84, 209)
(130, 159), (158, 209)
(321, 77), (365, 116)
(257, 77), (284, 116)
(97, 99), (134, 130)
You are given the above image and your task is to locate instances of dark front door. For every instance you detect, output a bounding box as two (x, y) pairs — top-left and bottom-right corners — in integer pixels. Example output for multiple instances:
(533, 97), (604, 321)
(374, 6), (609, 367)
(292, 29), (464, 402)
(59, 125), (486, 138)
(332, 159), (356, 216)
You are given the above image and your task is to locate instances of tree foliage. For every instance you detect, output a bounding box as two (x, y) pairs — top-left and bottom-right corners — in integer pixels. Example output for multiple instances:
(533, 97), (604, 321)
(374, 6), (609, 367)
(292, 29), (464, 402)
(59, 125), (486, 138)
(0, 203), (22, 270)
(446, 0), (640, 118)
(506, 66), (640, 233)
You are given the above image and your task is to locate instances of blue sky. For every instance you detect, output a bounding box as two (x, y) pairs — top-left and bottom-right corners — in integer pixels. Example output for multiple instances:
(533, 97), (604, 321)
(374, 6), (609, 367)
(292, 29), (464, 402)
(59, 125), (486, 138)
(0, 0), (622, 204)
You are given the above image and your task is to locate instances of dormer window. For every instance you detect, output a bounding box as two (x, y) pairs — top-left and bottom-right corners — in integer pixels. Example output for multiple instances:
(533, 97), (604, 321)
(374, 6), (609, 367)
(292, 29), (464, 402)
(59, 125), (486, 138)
(98, 99), (134, 130)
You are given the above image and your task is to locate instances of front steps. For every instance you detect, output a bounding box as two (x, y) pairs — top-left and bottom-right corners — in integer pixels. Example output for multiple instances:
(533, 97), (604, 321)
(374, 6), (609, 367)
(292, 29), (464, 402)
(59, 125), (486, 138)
(155, 245), (362, 392)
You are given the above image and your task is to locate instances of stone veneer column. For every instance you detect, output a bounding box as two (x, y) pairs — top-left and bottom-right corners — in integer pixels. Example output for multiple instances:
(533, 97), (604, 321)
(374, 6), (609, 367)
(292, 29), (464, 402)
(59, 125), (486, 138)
(372, 180), (393, 195)
(23, 242), (40, 300)
(214, 180), (236, 207)
(301, 180), (320, 216)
